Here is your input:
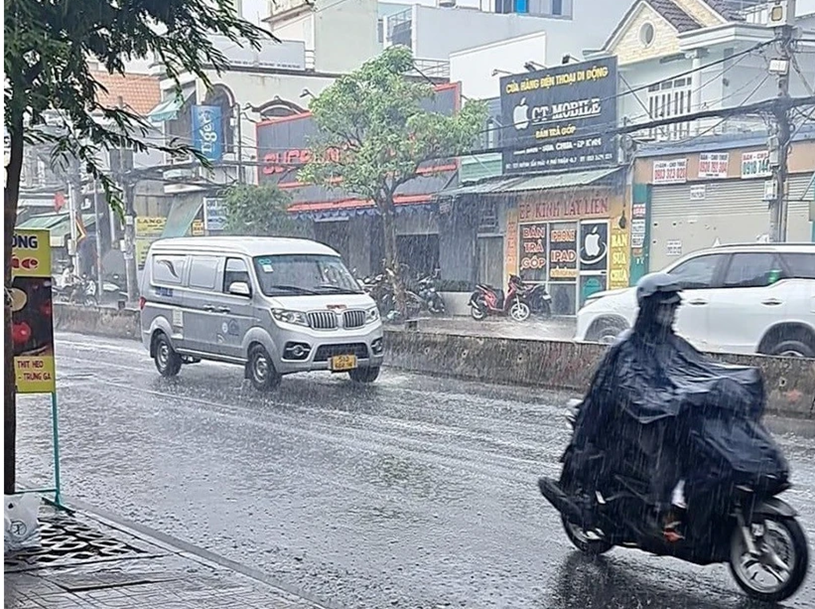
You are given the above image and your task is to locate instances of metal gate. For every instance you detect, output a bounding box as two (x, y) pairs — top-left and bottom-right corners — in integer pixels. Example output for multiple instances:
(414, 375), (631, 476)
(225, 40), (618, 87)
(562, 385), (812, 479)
(649, 173), (814, 270)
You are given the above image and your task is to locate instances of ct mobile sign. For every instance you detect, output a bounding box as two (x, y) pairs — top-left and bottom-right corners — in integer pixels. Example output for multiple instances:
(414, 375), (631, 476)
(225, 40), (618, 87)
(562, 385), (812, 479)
(499, 57), (618, 175)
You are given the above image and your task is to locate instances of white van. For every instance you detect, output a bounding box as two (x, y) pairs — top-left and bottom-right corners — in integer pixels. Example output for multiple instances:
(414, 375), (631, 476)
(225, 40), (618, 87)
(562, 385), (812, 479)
(139, 237), (385, 390)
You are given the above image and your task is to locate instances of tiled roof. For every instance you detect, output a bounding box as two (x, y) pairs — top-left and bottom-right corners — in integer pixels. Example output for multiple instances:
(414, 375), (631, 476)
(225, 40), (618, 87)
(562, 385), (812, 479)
(91, 71), (161, 117)
(645, 0), (702, 32)
(703, 0), (765, 22)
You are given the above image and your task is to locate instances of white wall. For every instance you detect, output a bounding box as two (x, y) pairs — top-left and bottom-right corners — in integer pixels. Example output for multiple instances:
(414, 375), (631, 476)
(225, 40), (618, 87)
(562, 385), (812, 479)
(314, 0), (379, 73)
(450, 32), (547, 99)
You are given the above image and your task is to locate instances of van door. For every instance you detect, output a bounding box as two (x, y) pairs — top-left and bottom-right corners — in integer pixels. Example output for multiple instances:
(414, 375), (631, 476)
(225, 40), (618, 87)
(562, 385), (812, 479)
(183, 255), (224, 355)
(218, 257), (256, 360)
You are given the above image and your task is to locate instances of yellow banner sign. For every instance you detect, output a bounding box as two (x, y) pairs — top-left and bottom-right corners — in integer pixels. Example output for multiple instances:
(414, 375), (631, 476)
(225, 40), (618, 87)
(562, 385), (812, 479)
(11, 229), (56, 393)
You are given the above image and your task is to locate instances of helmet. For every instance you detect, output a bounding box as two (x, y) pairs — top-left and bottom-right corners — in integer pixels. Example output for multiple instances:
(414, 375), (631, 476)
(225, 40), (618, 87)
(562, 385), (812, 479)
(635, 272), (681, 307)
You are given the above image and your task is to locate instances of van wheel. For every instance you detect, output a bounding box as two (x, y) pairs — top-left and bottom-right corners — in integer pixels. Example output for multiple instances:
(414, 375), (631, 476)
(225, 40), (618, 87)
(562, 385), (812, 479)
(349, 366), (380, 383)
(248, 344), (281, 391)
(153, 333), (182, 377)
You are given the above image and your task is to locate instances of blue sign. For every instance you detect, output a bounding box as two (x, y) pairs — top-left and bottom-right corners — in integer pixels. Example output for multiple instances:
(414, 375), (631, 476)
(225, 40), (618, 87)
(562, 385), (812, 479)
(192, 105), (223, 162)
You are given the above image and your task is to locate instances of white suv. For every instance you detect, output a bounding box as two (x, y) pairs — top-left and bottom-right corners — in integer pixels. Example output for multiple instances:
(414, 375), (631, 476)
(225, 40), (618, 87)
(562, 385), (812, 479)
(574, 243), (815, 357)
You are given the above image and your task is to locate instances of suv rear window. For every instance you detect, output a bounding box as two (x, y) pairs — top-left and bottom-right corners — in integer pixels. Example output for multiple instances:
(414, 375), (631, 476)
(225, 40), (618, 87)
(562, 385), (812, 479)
(780, 253), (815, 280)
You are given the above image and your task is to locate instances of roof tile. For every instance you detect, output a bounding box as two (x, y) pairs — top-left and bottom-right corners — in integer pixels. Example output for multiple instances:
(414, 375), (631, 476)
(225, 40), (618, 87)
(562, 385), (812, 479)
(91, 71), (161, 117)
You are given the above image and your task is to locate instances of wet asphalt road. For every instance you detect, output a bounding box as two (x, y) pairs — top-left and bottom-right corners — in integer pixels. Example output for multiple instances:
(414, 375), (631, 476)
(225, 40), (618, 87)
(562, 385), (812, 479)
(17, 332), (815, 609)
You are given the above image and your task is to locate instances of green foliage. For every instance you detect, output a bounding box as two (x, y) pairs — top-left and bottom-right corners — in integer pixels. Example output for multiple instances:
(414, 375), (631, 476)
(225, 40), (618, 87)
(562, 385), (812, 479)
(222, 184), (309, 238)
(298, 45), (487, 205)
(4, 0), (270, 211)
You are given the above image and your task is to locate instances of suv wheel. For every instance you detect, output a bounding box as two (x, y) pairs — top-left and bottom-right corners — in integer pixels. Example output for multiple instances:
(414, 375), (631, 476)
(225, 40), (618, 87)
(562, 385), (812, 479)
(586, 317), (628, 344)
(153, 332), (182, 377)
(248, 344), (282, 391)
(769, 339), (815, 358)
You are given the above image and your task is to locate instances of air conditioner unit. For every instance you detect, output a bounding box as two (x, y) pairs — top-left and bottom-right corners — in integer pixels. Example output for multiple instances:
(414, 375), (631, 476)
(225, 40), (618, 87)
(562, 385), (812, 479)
(767, 0), (794, 27)
(438, 0), (456, 6)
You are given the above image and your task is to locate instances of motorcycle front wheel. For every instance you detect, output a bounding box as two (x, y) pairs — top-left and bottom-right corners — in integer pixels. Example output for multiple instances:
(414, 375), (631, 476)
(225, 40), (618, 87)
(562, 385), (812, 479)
(728, 514), (809, 603)
(562, 515), (613, 556)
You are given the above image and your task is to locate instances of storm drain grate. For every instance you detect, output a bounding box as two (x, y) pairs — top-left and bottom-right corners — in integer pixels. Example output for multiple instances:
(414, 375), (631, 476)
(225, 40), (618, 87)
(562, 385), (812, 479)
(4, 514), (153, 572)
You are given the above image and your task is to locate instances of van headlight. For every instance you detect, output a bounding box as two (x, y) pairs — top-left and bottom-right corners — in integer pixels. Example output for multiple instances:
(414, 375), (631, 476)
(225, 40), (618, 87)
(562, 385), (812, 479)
(366, 307), (380, 323)
(272, 309), (309, 327)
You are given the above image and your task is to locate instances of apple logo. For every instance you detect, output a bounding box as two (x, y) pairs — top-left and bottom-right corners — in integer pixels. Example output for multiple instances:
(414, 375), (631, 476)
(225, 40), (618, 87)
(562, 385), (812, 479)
(513, 98), (530, 130)
(585, 226), (601, 258)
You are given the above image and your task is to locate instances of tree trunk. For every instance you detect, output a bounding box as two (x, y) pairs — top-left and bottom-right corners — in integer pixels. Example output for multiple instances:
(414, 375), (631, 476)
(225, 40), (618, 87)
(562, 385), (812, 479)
(379, 195), (406, 315)
(4, 121), (24, 495)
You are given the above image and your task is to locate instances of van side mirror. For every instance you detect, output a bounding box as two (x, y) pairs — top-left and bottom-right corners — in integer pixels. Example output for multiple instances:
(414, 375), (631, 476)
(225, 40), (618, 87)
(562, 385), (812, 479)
(228, 281), (251, 297)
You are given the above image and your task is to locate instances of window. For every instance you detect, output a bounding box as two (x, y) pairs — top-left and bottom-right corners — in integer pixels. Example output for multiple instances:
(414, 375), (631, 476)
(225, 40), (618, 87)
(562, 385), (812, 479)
(188, 256), (219, 290)
(668, 254), (725, 289)
(377, 17), (384, 44)
(551, 0), (563, 16)
(781, 253), (815, 280)
(253, 254), (361, 297)
(647, 77), (693, 140)
(152, 255), (187, 286)
(640, 22), (655, 46)
(723, 253), (782, 288)
(224, 257), (251, 292)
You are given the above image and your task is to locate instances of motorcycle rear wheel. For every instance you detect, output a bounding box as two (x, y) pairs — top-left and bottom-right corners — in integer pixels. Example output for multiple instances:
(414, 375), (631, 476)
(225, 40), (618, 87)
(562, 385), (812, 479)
(561, 515), (613, 555)
(728, 514), (809, 603)
(470, 304), (487, 321)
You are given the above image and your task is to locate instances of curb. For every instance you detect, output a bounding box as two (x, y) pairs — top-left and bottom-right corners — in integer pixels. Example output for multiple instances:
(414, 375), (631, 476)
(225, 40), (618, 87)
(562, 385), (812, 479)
(58, 494), (345, 609)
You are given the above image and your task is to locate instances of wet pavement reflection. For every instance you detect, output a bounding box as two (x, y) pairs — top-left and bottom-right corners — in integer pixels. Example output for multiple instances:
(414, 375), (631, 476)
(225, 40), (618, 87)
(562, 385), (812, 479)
(16, 333), (815, 609)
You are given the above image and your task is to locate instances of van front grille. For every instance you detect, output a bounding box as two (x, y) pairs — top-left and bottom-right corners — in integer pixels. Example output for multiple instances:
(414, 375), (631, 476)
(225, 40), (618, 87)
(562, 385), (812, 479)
(313, 343), (369, 362)
(308, 312), (338, 330)
(343, 310), (366, 329)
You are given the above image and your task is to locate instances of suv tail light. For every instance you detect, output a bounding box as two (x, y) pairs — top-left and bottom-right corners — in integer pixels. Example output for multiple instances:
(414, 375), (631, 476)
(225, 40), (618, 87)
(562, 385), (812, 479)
(138, 296), (146, 310)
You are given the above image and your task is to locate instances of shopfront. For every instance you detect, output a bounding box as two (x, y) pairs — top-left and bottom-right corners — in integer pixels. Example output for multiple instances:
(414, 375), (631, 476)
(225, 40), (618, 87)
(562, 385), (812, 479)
(503, 176), (630, 315)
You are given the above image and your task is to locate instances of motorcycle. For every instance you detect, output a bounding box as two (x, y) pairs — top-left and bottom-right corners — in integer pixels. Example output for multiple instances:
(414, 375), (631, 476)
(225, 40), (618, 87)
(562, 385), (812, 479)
(53, 274), (97, 307)
(517, 281), (552, 318)
(415, 269), (445, 316)
(468, 274), (530, 322)
(538, 399), (809, 604)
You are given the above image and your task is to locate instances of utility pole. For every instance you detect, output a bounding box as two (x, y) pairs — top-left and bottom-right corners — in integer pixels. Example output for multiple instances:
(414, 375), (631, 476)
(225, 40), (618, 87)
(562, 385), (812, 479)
(768, 0), (796, 242)
(112, 95), (139, 302)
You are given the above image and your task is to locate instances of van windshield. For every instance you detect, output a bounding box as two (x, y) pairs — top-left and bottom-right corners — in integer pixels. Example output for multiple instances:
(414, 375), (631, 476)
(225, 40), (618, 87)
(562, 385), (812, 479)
(253, 254), (363, 297)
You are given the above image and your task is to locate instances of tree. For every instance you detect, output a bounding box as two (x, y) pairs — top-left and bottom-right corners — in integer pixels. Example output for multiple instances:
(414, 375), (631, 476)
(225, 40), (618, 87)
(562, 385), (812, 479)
(222, 183), (310, 237)
(4, 0), (269, 494)
(298, 46), (486, 312)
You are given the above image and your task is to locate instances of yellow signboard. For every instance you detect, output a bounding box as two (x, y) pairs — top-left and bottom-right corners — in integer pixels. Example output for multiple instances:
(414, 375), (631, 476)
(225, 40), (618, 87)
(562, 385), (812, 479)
(11, 230), (56, 393)
(135, 216), (206, 267)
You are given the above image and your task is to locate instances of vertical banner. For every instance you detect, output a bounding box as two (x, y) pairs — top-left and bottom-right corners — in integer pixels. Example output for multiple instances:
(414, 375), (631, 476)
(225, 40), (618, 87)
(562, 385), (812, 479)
(135, 217), (167, 269)
(608, 193), (631, 290)
(204, 197), (227, 233)
(192, 105), (223, 162)
(505, 207), (519, 285)
(11, 230), (56, 393)
(629, 184), (650, 283)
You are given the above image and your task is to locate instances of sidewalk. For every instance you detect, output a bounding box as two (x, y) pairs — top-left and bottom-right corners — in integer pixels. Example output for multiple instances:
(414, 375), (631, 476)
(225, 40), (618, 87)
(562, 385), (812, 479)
(407, 316), (576, 341)
(4, 504), (335, 609)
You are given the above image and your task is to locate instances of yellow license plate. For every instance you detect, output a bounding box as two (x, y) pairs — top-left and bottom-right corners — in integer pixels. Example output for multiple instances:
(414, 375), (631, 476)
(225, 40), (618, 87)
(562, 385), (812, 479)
(330, 354), (357, 371)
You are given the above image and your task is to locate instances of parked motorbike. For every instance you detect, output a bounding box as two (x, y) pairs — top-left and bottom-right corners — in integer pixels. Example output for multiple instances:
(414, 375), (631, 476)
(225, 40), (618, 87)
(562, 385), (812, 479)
(538, 399), (809, 604)
(518, 281), (552, 318)
(468, 274), (530, 321)
(53, 274), (97, 307)
(416, 269), (445, 315)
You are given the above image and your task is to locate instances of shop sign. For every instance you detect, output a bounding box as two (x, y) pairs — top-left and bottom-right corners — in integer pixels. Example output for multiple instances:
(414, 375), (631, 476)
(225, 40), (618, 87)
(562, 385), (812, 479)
(518, 192), (610, 222)
(505, 208), (519, 279)
(667, 239), (683, 256)
(11, 230), (56, 394)
(204, 197), (227, 232)
(548, 223), (578, 279)
(653, 159), (687, 184)
(698, 152), (729, 178)
(519, 223), (547, 273)
(579, 221), (608, 272)
(609, 217), (630, 289)
(499, 57), (618, 174)
(741, 151), (771, 179)
(690, 184), (706, 200)
(191, 105), (223, 162)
